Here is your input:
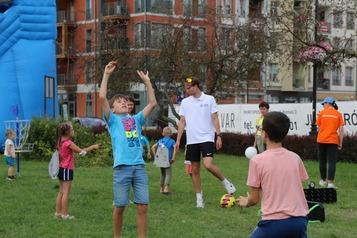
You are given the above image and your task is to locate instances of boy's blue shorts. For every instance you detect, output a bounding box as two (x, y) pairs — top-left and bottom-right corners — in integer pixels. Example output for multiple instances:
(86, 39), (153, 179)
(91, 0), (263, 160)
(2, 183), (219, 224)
(5, 155), (16, 166)
(250, 216), (308, 238)
(113, 165), (149, 207)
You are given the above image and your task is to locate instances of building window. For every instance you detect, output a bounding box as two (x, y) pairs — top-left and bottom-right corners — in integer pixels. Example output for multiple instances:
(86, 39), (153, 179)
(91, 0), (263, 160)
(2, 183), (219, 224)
(134, 22), (150, 48)
(346, 39), (355, 51)
(332, 37), (341, 48)
(184, 27), (206, 52)
(86, 93), (92, 117)
(270, 1), (278, 17)
(151, 0), (173, 14)
(198, 28), (206, 52)
(150, 23), (166, 49)
(237, 0), (247, 18)
(86, 0), (92, 19)
(332, 69), (341, 85)
(216, 0), (231, 16)
(345, 67), (354, 86)
(86, 29), (92, 52)
(135, 0), (173, 14)
(221, 27), (232, 50)
(347, 12), (355, 30)
(134, 23), (143, 48)
(184, 0), (207, 17)
(58, 93), (76, 118)
(270, 63), (278, 81)
(333, 11), (343, 29)
(86, 61), (92, 84)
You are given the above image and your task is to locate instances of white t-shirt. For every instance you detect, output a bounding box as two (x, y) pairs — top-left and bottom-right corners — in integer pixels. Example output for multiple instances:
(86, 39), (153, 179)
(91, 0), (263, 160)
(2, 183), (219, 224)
(247, 147), (309, 220)
(4, 139), (15, 157)
(179, 93), (218, 145)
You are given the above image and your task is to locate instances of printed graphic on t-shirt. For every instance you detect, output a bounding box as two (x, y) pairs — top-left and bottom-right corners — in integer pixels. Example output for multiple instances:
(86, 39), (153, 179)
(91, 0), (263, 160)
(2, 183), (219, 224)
(122, 117), (140, 148)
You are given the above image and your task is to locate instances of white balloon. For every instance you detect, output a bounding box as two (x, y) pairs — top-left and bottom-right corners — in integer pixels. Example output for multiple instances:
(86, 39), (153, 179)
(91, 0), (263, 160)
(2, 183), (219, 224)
(245, 146), (257, 159)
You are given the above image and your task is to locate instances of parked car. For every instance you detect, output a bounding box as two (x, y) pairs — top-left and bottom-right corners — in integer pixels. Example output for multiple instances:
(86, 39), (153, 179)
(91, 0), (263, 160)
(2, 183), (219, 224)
(72, 117), (106, 127)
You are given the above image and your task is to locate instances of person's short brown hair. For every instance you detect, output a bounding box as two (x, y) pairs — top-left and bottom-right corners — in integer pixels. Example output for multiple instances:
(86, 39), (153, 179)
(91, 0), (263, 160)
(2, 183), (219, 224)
(185, 77), (201, 90)
(109, 94), (128, 108)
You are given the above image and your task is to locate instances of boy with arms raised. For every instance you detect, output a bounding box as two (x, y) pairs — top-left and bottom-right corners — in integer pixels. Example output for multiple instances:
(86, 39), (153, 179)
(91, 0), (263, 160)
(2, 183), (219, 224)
(238, 111), (309, 238)
(99, 61), (157, 238)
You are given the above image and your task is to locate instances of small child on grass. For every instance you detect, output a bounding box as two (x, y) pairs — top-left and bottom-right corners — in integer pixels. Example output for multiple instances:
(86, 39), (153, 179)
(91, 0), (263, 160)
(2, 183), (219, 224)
(152, 127), (177, 195)
(4, 129), (16, 180)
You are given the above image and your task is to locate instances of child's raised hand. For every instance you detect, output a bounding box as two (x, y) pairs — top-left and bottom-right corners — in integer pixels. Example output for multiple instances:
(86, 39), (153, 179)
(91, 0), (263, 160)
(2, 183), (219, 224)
(93, 144), (100, 149)
(104, 61), (117, 75)
(137, 70), (151, 84)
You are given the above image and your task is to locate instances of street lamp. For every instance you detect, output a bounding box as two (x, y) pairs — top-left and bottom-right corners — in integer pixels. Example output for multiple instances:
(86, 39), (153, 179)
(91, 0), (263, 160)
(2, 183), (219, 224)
(309, 0), (319, 135)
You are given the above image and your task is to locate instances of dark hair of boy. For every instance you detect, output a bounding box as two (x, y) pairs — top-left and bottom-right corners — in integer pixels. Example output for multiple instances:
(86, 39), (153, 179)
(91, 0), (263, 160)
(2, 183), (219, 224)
(262, 111), (290, 143)
(259, 101), (270, 109)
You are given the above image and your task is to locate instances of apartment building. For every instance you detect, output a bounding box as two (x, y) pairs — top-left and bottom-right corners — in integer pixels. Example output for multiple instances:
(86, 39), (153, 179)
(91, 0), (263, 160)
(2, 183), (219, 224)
(56, 0), (356, 119)
(314, 0), (357, 101)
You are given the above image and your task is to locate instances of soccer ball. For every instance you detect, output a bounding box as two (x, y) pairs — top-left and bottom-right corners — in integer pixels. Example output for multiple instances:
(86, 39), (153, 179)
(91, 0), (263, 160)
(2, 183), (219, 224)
(220, 194), (235, 208)
(245, 146), (257, 160)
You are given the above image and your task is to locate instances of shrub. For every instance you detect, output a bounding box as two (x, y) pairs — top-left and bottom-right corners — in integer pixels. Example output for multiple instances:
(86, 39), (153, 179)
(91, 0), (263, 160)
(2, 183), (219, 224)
(22, 118), (357, 165)
(22, 117), (113, 167)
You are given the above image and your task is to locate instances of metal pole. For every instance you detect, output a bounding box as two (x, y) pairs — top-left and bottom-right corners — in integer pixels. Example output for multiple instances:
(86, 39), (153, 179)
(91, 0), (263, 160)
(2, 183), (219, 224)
(310, 0), (318, 135)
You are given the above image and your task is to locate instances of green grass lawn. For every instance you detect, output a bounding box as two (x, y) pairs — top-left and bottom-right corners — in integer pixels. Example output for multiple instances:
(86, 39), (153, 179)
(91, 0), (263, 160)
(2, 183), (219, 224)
(1, 153), (356, 238)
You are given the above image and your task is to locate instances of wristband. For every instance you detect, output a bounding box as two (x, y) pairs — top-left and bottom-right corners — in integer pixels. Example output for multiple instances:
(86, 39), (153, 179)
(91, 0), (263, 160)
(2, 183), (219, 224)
(217, 133), (222, 137)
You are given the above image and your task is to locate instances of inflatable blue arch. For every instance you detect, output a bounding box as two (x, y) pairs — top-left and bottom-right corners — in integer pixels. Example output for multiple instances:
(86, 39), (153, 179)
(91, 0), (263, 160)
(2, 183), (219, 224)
(0, 0), (57, 149)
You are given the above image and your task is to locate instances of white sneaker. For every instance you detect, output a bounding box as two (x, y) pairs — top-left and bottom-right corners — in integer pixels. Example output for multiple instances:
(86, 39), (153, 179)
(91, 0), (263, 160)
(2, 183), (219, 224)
(327, 183), (337, 189)
(196, 197), (205, 208)
(224, 182), (236, 194)
(319, 180), (327, 187)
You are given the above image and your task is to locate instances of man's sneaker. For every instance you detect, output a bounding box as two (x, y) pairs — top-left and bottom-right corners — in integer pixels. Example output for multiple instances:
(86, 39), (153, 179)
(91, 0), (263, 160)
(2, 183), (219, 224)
(319, 180), (327, 187)
(6, 176), (13, 180)
(224, 182), (236, 194)
(196, 198), (205, 208)
(327, 183), (337, 189)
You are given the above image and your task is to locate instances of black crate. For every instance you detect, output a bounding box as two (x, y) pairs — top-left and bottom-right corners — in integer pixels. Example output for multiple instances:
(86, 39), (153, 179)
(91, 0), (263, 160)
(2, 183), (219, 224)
(304, 188), (337, 203)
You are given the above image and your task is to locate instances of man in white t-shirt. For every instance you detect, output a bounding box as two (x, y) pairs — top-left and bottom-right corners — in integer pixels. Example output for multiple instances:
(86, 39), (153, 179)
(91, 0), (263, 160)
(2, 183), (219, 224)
(175, 77), (236, 208)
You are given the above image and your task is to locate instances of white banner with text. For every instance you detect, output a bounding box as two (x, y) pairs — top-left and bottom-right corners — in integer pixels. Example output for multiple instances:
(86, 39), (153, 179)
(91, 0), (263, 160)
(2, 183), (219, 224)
(169, 101), (357, 136)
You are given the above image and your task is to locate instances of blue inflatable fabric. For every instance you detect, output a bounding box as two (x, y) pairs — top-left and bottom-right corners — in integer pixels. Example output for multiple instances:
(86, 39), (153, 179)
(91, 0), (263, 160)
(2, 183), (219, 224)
(0, 0), (57, 149)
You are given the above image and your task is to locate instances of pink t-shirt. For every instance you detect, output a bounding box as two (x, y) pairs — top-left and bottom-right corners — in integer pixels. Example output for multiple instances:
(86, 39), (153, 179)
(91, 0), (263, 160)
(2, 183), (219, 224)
(59, 139), (74, 170)
(247, 147), (309, 220)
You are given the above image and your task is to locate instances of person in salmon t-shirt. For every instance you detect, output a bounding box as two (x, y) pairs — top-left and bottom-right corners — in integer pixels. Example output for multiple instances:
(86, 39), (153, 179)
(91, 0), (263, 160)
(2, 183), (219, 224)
(316, 96), (344, 189)
(238, 111), (309, 238)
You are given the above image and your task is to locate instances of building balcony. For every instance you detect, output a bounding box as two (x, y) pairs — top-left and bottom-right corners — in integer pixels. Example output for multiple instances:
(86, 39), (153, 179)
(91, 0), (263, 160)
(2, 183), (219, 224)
(57, 74), (77, 91)
(101, 1), (129, 19)
(56, 42), (77, 58)
(57, 10), (76, 24)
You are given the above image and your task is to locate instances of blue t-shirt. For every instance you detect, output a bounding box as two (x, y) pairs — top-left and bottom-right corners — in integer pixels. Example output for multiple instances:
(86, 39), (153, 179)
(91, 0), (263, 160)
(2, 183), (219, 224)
(156, 136), (176, 161)
(105, 111), (146, 167)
